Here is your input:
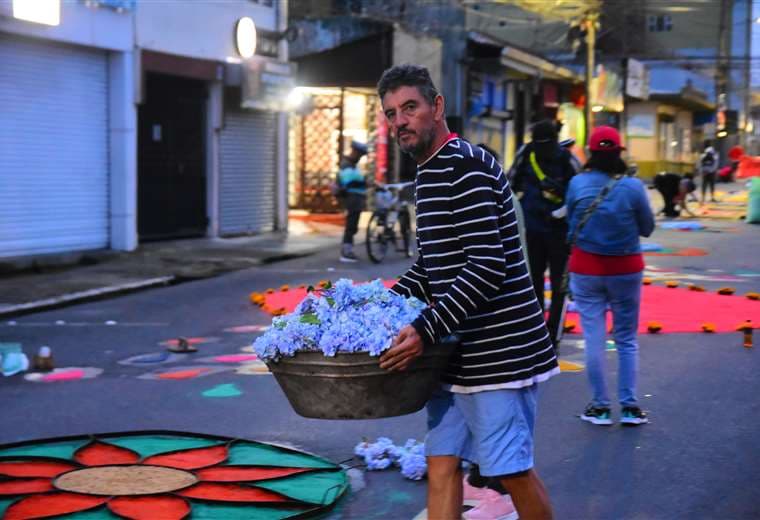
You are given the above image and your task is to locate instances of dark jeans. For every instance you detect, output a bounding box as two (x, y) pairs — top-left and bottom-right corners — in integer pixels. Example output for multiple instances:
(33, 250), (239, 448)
(342, 193), (365, 245)
(527, 229), (568, 346)
(343, 210), (361, 245)
(701, 172), (716, 201)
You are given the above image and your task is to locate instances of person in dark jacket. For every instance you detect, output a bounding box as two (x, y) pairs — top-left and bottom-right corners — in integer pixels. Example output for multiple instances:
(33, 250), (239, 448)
(509, 120), (578, 350)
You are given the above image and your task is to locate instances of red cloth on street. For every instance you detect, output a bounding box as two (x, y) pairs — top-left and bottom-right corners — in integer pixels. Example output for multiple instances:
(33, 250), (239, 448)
(568, 246), (644, 276)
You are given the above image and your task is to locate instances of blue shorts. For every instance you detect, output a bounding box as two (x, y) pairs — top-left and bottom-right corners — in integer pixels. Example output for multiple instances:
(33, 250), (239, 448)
(424, 386), (538, 477)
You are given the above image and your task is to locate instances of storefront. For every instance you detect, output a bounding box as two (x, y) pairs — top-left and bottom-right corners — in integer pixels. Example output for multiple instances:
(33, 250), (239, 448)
(286, 87), (384, 213)
(218, 56), (295, 236)
(627, 87), (714, 179)
(287, 30), (396, 213)
(135, 2), (291, 238)
(0, 1), (134, 259)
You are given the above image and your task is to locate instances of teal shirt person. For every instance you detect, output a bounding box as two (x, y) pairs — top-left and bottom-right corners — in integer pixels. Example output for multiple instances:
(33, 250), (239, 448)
(338, 162), (367, 196)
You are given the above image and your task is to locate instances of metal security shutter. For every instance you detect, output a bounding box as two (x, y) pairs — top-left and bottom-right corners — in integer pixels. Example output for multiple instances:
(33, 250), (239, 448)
(219, 108), (277, 235)
(0, 34), (109, 258)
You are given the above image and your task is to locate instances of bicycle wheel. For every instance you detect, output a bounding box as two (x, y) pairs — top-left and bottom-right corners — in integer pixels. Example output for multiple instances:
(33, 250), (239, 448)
(366, 212), (389, 263)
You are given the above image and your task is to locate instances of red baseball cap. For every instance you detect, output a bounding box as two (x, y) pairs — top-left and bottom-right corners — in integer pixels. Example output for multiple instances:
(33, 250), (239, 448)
(589, 126), (625, 151)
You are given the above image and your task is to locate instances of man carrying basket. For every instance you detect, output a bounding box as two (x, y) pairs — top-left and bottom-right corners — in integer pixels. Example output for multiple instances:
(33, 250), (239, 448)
(377, 64), (558, 520)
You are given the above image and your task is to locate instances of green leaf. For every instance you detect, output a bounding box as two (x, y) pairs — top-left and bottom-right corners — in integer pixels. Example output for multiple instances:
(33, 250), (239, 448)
(326, 297), (335, 307)
(323, 281), (333, 290)
(307, 285), (315, 293)
(299, 313), (321, 325)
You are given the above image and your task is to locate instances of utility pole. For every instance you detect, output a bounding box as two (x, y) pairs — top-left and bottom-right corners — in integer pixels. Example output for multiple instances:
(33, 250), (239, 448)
(742, 0), (752, 148)
(716, 0), (731, 151)
(583, 11), (599, 147)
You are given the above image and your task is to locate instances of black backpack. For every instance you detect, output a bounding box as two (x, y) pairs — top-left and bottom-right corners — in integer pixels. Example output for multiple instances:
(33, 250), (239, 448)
(701, 151), (716, 168)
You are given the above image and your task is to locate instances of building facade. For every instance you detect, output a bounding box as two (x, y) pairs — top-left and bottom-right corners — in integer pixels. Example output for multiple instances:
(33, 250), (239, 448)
(0, 0), (292, 260)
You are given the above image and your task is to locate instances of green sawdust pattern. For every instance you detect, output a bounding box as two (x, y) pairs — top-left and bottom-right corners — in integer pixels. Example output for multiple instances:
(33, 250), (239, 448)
(0, 439), (86, 460)
(255, 471), (348, 504)
(104, 436), (223, 458)
(225, 441), (337, 469)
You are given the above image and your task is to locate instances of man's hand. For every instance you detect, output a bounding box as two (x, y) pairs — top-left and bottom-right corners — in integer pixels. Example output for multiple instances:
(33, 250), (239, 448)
(379, 325), (424, 372)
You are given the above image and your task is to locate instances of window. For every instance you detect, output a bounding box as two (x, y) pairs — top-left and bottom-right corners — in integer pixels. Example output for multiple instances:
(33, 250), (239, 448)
(647, 15), (673, 32)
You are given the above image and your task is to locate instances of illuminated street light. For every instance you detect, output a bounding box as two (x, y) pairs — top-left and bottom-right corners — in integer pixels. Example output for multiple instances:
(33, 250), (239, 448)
(12, 0), (60, 26)
(235, 17), (257, 59)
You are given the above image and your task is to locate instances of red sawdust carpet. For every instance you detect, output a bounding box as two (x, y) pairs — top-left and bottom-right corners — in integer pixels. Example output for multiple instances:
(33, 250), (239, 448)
(257, 281), (758, 334)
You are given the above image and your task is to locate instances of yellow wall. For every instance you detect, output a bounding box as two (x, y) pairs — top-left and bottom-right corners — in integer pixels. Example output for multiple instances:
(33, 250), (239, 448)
(626, 102), (658, 168)
(627, 102), (695, 179)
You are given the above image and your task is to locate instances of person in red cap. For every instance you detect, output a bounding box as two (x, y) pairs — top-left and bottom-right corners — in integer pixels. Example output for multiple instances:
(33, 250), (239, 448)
(565, 126), (654, 426)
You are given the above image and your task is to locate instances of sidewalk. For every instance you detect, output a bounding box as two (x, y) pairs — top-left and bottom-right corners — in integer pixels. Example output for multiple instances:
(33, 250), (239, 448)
(0, 218), (345, 317)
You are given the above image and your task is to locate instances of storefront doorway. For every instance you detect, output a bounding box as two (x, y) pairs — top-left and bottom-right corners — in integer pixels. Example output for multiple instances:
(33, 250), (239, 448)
(288, 87), (386, 213)
(138, 73), (207, 240)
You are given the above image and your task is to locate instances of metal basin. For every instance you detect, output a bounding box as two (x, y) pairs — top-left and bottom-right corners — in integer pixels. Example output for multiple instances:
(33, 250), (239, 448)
(266, 340), (456, 420)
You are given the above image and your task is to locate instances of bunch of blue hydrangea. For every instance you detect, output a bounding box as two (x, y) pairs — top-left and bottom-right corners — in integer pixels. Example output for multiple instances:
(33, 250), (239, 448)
(353, 437), (427, 480)
(253, 278), (425, 361)
(397, 440), (427, 481)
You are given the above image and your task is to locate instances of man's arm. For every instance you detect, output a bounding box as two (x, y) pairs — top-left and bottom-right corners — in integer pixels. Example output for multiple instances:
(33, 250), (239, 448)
(390, 252), (431, 304)
(411, 168), (508, 346)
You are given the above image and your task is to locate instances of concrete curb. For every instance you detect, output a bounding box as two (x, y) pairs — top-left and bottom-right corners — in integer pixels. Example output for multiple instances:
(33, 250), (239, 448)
(0, 276), (175, 318)
(0, 236), (340, 318)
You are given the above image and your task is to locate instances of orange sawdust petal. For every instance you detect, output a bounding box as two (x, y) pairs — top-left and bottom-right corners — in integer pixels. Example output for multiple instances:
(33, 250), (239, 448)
(0, 478), (54, 495)
(108, 495), (190, 520)
(157, 368), (210, 380)
(647, 321), (663, 333)
(143, 444), (228, 470)
(3, 492), (109, 519)
(175, 482), (291, 503)
(0, 461), (77, 478)
(75, 441), (140, 466)
(195, 466), (312, 482)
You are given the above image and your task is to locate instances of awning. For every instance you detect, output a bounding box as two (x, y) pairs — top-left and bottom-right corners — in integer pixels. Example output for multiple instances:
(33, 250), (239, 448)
(649, 91), (715, 112)
(467, 31), (581, 83)
(500, 45), (582, 83)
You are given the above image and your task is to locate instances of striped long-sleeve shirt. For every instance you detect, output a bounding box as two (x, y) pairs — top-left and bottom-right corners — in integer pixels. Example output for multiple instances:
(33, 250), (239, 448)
(392, 137), (559, 393)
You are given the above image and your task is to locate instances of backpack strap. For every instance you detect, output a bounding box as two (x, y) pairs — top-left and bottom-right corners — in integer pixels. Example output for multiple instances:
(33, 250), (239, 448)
(560, 175), (623, 295)
(529, 152), (563, 203)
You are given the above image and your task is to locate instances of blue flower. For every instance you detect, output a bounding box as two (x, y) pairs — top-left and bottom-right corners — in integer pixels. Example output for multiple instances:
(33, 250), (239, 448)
(253, 278), (424, 361)
(352, 437), (427, 480)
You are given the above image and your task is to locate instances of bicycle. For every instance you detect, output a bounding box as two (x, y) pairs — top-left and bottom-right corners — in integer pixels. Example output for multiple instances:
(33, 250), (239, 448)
(366, 182), (415, 263)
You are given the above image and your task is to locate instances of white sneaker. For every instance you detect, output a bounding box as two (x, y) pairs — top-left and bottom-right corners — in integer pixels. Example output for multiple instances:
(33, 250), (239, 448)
(339, 252), (358, 263)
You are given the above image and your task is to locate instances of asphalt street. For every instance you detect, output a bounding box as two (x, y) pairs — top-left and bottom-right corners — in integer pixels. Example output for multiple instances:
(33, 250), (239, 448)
(1, 215), (759, 519)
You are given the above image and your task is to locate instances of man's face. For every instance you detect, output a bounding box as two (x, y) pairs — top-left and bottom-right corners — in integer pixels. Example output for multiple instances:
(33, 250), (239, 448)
(381, 85), (439, 158)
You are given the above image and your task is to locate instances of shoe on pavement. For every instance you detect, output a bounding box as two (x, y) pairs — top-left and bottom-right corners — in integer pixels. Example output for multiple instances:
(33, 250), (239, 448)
(339, 251), (359, 263)
(580, 404), (613, 425)
(463, 492), (518, 520)
(462, 475), (501, 506)
(620, 406), (649, 425)
(167, 337), (198, 353)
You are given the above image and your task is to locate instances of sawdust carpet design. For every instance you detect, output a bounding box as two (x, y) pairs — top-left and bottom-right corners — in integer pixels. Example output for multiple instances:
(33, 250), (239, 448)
(0, 431), (346, 519)
(253, 280), (758, 334)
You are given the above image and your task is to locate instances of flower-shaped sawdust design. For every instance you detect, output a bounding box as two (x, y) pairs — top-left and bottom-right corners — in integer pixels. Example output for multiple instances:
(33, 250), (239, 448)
(0, 432), (347, 519)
